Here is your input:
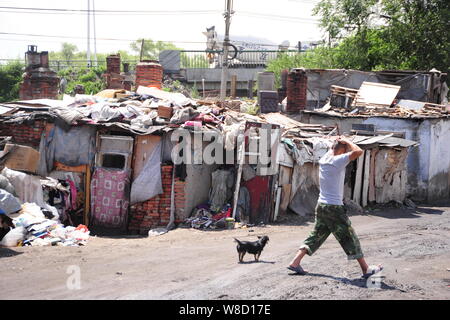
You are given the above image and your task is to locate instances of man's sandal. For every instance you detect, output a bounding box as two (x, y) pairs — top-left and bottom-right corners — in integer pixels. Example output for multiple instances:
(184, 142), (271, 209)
(287, 265), (308, 275)
(362, 265), (383, 279)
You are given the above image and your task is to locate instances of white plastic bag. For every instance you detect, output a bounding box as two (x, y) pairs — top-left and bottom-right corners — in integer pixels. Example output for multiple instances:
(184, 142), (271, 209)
(0, 226), (26, 247)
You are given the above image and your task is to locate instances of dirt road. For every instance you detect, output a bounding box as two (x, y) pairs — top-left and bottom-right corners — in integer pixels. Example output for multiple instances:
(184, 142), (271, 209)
(1, 204), (449, 300)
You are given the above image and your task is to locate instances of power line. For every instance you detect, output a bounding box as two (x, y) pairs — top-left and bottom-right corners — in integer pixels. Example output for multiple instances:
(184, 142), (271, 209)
(0, 6), (222, 15)
(0, 6), (319, 22)
(0, 32), (207, 44)
(0, 32), (304, 48)
(238, 11), (319, 23)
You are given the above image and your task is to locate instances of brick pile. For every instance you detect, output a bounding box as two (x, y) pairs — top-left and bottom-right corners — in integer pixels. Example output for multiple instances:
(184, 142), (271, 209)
(128, 165), (186, 234)
(286, 68), (307, 113)
(0, 120), (46, 147)
(135, 60), (163, 89)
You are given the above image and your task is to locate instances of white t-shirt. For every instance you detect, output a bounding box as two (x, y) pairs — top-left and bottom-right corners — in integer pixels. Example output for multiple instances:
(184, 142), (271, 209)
(318, 151), (351, 206)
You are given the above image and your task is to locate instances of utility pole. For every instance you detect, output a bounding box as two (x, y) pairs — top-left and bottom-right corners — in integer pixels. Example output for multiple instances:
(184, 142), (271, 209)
(92, 0), (98, 67)
(219, 0), (233, 101)
(87, 0), (91, 67)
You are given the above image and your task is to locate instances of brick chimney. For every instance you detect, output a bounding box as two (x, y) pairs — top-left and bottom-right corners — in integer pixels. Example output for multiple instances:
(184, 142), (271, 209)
(19, 45), (59, 100)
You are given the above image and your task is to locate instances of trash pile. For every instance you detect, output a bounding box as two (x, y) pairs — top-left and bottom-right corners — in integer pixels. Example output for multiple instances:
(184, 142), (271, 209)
(184, 204), (235, 230)
(1, 202), (89, 247)
(0, 167), (90, 247)
(313, 82), (450, 119)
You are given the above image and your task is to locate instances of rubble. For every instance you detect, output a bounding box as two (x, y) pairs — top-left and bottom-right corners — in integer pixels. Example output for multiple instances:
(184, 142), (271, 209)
(306, 81), (450, 119)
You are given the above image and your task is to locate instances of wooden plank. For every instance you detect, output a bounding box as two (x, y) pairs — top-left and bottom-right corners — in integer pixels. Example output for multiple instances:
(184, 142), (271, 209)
(232, 126), (245, 219)
(273, 186), (282, 221)
(278, 166), (293, 185)
(362, 150), (371, 207)
(230, 75), (237, 99)
(84, 164), (91, 226)
(368, 148), (377, 202)
(131, 135), (161, 180)
(280, 184), (291, 213)
(352, 154), (364, 205)
(247, 80), (254, 99)
(54, 161), (86, 173)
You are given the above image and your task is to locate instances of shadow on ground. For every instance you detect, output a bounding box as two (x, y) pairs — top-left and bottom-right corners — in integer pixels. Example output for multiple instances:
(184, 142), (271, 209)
(368, 206), (446, 219)
(238, 260), (276, 264)
(0, 248), (23, 258)
(289, 271), (403, 291)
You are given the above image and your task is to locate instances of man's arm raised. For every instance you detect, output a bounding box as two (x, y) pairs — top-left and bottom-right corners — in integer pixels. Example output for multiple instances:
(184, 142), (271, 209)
(339, 136), (363, 161)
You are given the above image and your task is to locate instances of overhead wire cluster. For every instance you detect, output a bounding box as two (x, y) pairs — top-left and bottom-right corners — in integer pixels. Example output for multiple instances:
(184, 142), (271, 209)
(0, 5), (320, 50)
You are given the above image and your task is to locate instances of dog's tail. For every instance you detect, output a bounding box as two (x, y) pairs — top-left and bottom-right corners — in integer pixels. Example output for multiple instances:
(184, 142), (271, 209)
(234, 238), (242, 244)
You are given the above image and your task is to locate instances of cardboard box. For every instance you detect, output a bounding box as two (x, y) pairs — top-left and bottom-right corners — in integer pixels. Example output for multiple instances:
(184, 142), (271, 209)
(157, 105), (173, 119)
(3, 143), (40, 173)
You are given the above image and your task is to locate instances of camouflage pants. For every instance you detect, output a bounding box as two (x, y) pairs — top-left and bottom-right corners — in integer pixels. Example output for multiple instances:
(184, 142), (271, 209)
(300, 203), (364, 260)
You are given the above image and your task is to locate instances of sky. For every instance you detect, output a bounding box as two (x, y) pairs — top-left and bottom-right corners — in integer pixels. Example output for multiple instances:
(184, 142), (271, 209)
(0, 0), (324, 60)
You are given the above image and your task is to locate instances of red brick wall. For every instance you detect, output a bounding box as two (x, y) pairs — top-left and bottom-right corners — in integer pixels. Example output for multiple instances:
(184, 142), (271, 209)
(104, 54), (124, 89)
(135, 61), (163, 89)
(0, 120), (46, 147)
(286, 68), (307, 113)
(106, 55), (121, 74)
(19, 77), (59, 100)
(128, 165), (186, 234)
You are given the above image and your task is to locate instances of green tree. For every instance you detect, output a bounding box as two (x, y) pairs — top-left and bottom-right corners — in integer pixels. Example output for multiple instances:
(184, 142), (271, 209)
(312, 0), (450, 72)
(57, 65), (106, 95)
(61, 42), (78, 61)
(130, 38), (179, 60)
(0, 61), (24, 102)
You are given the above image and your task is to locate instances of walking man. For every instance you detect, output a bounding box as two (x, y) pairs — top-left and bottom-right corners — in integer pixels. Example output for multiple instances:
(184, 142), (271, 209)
(287, 136), (382, 278)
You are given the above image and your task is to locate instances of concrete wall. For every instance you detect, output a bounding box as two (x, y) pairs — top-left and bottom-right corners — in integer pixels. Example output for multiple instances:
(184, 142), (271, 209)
(182, 68), (264, 90)
(363, 117), (431, 200)
(183, 163), (217, 219)
(428, 119), (450, 201)
(300, 112), (450, 201)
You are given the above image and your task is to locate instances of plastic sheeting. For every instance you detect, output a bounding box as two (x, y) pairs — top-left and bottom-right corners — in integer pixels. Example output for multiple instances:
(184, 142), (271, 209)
(38, 125), (96, 176)
(0, 189), (21, 214)
(1, 167), (59, 220)
(136, 86), (192, 107)
(288, 163), (320, 216)
(83, 102), (144, 122)
(50, 106), (85, 124)
(130, 141), (163, 205)
(209, 169), (234, 212)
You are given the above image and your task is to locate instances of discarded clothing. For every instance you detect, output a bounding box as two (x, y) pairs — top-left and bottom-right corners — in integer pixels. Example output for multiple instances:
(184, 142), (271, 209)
(50, 106), (85, 125)
(170, 107), (200, 124)
(236, 186), (251, 222)
(0, 173), (17, 195)
(136, 86), (191, 107)
(209, 169), (234, 212)
(1, 168), (59, 220)
(6, 205), (90, 246)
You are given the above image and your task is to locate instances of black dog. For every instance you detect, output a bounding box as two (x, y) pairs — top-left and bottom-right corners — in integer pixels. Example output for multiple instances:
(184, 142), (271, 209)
(234, 236), (269, 262)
